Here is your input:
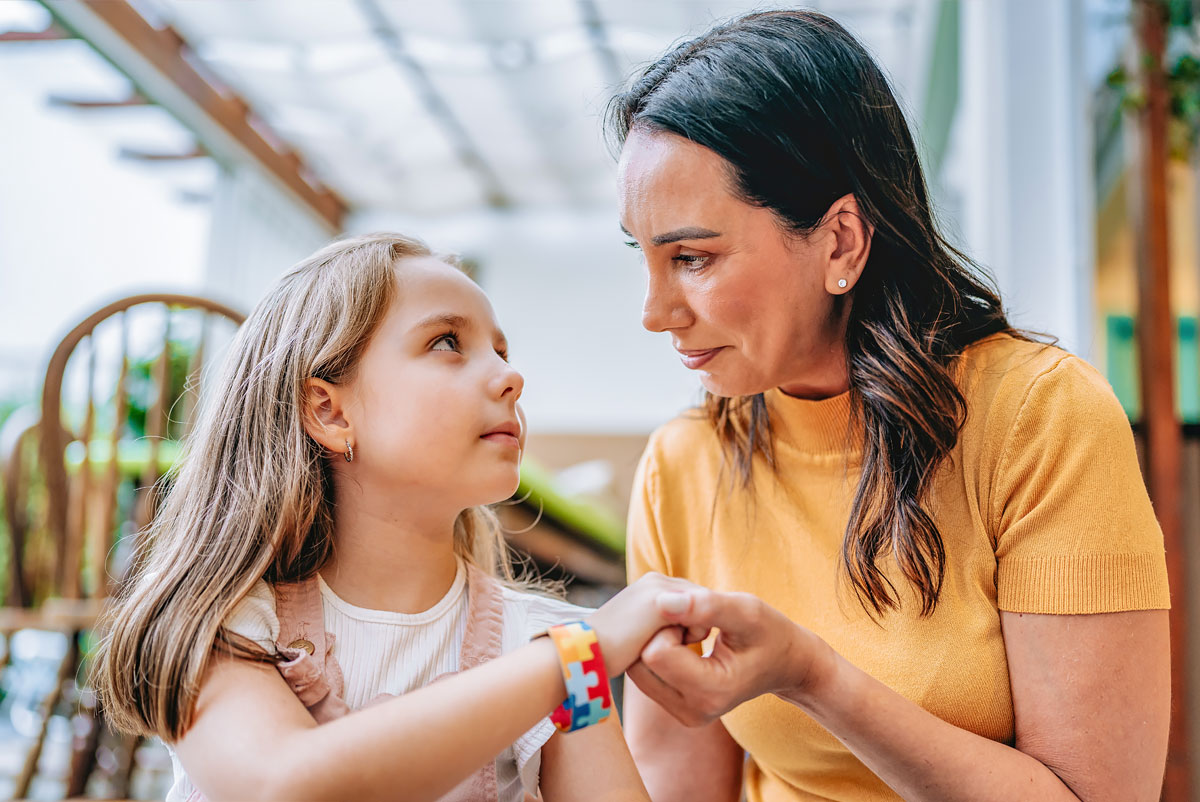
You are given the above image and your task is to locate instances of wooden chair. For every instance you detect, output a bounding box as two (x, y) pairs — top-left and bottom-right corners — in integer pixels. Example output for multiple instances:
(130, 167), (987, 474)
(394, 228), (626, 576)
(1, 293), (244, 799)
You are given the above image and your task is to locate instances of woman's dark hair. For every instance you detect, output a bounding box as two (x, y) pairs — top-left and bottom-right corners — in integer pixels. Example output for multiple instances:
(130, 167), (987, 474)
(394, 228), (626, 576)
(607, 9), (1016, 617)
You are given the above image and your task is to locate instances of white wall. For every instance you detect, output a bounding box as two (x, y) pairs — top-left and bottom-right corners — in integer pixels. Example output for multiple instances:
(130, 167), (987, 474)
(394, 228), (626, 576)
(0, 41), (210, 404)
(951, 0), (1096, 360)
(204, 166), (333, 309)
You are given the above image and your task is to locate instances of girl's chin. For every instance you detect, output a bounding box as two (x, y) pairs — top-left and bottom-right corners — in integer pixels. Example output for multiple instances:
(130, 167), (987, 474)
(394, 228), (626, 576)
(470, 474), (522, 507)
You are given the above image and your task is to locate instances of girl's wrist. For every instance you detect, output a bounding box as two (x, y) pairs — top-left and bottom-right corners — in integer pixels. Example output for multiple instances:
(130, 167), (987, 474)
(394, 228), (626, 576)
(531, 636), (568, 701)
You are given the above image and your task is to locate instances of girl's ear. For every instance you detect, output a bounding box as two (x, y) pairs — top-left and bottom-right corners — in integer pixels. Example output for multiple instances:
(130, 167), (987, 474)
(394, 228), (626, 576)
(821, 193), (873, 295)
(302, 378), (354, 455)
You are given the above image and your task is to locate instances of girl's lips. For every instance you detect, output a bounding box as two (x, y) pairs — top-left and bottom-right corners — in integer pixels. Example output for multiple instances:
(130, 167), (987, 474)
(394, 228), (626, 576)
(677, 347), (725, 370)
(481, 432), (521, 450)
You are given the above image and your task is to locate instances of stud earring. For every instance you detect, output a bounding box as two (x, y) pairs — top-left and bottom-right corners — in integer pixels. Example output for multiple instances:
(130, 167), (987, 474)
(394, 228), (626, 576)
(344, 440), (354, 463)
(837, 278), (848, 289)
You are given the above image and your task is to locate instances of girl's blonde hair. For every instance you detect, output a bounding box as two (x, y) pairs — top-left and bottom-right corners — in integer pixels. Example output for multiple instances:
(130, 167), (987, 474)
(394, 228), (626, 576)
(94, 233), (521, 740)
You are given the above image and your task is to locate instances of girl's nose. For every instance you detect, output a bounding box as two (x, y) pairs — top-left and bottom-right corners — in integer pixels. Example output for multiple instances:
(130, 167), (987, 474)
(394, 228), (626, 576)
(495, 362), (524, 401)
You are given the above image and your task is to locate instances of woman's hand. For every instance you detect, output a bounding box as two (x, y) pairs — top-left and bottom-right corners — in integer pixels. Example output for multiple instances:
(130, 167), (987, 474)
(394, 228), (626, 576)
(586, 572), (705, 676)
(626, 587), (836, 726)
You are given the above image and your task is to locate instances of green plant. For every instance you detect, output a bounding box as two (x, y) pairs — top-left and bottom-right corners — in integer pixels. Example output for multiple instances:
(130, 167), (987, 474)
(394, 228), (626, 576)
(1105, 0), (1200, 160)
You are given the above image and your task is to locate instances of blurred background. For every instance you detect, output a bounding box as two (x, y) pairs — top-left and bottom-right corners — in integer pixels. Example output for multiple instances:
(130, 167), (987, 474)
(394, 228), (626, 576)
(0, 0), (1198, 799)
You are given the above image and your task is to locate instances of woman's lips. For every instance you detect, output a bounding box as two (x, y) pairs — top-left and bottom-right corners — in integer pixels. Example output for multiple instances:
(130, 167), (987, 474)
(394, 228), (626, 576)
(677, 347), (725, 370)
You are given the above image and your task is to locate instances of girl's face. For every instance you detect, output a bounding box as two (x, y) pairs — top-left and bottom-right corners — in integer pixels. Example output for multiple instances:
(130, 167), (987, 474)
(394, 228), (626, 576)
(617, 128), (855, 398)
(343, 257), (526, 511)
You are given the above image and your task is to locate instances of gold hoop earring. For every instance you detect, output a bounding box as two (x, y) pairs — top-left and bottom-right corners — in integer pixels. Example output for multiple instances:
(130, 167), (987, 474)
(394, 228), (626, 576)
(344, 440), (354, 463)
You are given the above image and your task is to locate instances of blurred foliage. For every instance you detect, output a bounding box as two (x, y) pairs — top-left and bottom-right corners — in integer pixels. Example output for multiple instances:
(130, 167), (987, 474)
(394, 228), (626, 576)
(125, 339), (195, 441)
(1106, 0), (1200, 160)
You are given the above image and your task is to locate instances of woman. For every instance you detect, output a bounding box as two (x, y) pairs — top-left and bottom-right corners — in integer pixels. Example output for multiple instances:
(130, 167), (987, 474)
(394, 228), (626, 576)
(612, 10), (1171, 802)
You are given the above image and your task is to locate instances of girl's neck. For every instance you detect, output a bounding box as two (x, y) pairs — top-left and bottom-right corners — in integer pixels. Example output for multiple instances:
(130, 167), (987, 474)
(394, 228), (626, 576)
(320, 494), (460, 615)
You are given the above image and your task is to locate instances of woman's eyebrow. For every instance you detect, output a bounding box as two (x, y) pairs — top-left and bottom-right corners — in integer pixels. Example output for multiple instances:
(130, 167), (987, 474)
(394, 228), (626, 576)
(619, 223), (722, 246)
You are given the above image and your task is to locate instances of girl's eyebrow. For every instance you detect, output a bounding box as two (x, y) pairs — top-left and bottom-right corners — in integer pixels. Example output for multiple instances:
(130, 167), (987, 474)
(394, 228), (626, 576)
(414, 312), (472, 332)
(413, 312), (507, 350)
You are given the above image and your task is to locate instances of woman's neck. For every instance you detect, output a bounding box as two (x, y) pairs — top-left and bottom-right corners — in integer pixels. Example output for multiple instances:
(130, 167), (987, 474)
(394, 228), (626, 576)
(320, 490), (460, 615)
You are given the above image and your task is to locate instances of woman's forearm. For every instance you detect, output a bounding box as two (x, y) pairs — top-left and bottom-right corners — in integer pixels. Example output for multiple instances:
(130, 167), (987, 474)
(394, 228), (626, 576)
(780, 650), (1079, 802)
(265, 638), (566, 801)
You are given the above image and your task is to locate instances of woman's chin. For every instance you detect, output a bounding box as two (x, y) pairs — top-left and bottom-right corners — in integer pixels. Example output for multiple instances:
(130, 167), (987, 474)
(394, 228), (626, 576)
(699, 371), (772, 399)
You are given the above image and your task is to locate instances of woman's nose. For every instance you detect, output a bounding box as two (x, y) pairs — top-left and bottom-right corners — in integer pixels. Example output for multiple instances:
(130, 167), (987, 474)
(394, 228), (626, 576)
(641, 272), (686, 333)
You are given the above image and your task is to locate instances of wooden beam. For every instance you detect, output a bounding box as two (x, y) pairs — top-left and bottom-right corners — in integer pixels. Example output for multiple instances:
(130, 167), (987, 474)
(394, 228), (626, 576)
(42, 1), (345, 230)
(1132, 2), (1189, 800)
(118, 144), (205, 161)
(0, 23), (71, 42)
(48, 92), (150, 109)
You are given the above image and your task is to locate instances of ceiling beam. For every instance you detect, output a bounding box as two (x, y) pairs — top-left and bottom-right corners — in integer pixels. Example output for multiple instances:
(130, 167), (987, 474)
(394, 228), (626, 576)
(0, 23), (71, 42)
(48, 92), (150, 109)
(119, 144), (206, 161)
(576, 0), (624, 89)
(41, 0), (345, 231)
(355, 0), (512, 209)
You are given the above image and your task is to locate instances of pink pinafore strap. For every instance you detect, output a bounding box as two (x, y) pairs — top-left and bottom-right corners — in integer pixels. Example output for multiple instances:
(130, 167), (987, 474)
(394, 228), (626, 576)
(272, 562), (507, 801)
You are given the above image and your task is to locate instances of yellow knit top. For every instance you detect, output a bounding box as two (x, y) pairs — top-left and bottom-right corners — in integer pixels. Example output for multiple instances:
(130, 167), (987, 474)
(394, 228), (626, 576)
(626, 334), (1170, 802)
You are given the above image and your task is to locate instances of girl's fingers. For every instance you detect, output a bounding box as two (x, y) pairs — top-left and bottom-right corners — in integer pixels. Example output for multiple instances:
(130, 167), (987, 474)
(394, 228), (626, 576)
(683, 624), (711, 651)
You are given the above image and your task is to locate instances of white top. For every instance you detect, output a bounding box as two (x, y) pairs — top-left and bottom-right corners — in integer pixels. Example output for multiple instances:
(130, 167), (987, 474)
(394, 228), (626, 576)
(166, 559), (592, 801)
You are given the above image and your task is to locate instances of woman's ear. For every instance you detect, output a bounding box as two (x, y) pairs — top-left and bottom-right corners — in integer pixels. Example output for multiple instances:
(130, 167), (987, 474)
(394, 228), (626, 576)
(302, 378), (354, 457)
(821, 193), (873, 295)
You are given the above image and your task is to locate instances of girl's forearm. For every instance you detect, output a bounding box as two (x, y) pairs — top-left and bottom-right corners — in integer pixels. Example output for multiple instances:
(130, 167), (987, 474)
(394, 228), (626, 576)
(265, 638), (566, 801)
(779, 652), (1079, 802)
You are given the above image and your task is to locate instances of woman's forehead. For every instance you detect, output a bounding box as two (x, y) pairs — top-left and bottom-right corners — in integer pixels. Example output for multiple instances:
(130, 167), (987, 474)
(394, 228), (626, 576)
(618, 131), (739, 226)
(619, 130), (725, 189)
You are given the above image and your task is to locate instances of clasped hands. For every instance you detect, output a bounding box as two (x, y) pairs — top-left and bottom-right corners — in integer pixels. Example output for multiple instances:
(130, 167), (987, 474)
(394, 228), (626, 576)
(588, 573), (835, 726)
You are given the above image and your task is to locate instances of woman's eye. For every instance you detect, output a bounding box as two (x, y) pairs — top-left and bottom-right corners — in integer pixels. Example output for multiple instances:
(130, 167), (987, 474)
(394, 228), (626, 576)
(624, 240), (642, 250)
(431, 333), (460, 352)
(674, 253), (710, 270)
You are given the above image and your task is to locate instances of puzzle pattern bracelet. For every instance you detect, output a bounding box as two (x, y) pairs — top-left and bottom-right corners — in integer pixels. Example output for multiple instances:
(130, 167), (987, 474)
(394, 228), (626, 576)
(541, 621), (613, 733)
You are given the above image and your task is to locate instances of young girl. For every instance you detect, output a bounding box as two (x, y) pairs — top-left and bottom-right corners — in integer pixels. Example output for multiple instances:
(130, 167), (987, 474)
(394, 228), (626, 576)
(94, 233), (691, 801)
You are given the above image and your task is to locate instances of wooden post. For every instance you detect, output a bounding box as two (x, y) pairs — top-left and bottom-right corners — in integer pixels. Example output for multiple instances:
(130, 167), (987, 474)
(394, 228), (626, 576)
(1133, 2), (1189, 799)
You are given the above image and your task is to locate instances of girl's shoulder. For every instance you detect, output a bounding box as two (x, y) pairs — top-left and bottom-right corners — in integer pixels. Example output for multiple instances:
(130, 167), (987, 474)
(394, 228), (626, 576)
(498, 584), (593, 646)
(223, 578), (279, 652)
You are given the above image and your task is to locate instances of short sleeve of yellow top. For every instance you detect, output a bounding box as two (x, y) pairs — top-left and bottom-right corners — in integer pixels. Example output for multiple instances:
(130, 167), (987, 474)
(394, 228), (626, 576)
(626, 334), (1170, 802)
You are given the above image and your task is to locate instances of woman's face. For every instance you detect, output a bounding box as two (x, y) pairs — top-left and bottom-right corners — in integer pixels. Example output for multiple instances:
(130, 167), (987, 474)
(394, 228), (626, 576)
(617, 128), (850, 398)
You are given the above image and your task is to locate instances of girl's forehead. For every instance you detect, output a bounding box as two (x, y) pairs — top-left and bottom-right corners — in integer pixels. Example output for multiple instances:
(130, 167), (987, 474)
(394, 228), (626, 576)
(391, 257), (501, 329)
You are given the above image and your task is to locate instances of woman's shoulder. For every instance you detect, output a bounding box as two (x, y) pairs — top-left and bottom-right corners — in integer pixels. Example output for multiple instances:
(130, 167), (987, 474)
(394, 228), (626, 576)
(639, 408), (722, 477)
(958, 332), (1127, 450)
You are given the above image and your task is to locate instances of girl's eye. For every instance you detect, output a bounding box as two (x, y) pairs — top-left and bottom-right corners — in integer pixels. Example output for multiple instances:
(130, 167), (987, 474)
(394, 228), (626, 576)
(431, 333), (460, 352)
(674, 253), (710, 270)
(624, 240), (641, 250)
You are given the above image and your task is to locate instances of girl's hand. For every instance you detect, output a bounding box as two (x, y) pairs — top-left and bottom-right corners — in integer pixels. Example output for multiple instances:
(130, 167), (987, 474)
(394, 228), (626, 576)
(586, 572), (707, 676)
(626, 588), (836, 727)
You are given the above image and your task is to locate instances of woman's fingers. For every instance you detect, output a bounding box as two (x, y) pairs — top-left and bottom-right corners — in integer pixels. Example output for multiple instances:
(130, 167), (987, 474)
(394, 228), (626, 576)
(626, 634), (702, 726)
(656, 589), (762, 648)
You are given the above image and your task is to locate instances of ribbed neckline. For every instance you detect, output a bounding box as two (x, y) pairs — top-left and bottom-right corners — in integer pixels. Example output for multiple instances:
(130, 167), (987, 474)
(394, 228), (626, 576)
(765, 387), (860, 456)
(316, 558), (466, 625)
